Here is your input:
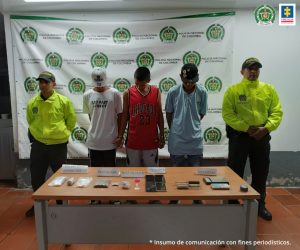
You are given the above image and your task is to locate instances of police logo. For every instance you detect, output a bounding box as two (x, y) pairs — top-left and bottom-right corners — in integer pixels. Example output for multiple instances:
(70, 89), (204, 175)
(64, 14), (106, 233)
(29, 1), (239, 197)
(68, 78), (86, 95)
(206, 24), (225, 42)
(91, 52), (108, 68)
(113, 78), (131, 93)
(204, 77), (222, 93)
(32, 107), (38, 114)
(136, 52), (154, 68)
(159, 78), (177, 93)
(45, 52), (63, 69)
(66, 28), (84, 44)
(255, 5), (276, 25)
(204, 127), (222, 143)
(20, 27), (38, 43)
(160, 26), (178, 43)
(183, 51), (201, 66)
(24, 77), (39, 93)
(71, 127), (88, 143)
(239, 95), (247, 101)
(113, 28), (131, 44)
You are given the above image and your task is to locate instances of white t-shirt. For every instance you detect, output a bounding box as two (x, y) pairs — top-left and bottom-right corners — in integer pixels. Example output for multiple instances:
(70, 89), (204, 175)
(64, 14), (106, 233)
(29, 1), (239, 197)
(83, 88), (122, 150)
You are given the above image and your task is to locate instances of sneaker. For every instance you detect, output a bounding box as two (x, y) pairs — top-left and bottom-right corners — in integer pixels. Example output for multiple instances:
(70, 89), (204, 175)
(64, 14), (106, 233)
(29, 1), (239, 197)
(258, 206), (272, 221)
(25, 206), (34, 217)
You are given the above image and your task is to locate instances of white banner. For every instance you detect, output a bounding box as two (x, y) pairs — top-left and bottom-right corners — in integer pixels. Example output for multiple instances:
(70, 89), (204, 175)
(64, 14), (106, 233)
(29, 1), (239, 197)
(10, 12), (235, 159)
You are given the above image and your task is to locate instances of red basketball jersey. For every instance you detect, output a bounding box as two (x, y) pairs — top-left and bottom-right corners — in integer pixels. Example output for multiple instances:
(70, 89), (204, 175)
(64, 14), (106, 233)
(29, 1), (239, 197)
(127, 85), (159, 150)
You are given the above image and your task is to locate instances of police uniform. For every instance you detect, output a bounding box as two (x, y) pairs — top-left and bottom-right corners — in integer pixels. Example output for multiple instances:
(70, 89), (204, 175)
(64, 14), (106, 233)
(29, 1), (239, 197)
(27, 74), (76, 192)
(222, 58), (283, 220)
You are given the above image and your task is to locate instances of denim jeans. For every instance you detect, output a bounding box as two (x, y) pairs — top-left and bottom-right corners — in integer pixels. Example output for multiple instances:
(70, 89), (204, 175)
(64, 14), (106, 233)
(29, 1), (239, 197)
(170, 154), (203, 167)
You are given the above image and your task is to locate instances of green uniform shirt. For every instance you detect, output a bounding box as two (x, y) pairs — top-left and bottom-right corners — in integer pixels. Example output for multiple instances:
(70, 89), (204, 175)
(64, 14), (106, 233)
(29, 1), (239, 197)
(27, 91), (76, 145)
(222, 78), (283, 132)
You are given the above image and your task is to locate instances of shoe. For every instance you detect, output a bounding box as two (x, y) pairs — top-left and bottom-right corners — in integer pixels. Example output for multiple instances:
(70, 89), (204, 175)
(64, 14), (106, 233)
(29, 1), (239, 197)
(258, 206), (272, 221)
(192, 200), (203, 205)
(25, 206), (34, 217)
(169, 200), (179, 204)
(149, 200), (161, 204)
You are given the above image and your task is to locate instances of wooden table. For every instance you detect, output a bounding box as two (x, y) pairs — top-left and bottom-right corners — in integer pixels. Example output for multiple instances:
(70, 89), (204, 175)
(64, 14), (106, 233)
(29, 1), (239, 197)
(33, 167), (259, 250)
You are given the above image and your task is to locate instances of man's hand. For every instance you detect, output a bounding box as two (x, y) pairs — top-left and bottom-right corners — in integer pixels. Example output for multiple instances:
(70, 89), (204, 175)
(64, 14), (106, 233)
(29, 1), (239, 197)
(158, 136), (165, 149)
(249, 127), (269, 140)
(113, 137), (124, 148)
(247, 126), (258, 136)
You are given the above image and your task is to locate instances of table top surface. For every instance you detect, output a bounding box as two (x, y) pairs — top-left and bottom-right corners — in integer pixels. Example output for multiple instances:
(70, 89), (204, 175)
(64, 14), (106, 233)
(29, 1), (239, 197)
(32, 166), (260, 200)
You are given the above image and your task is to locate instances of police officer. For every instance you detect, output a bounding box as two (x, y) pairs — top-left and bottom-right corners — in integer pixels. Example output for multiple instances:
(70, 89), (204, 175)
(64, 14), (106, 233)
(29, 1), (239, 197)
(222, 58), (283, 221)
(26, 71), (76, 217)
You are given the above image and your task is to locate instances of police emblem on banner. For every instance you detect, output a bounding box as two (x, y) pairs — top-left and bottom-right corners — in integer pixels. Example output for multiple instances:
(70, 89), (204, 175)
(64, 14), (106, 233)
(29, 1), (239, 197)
(204, 77), (222, 93)
(160, 26), (178, 43)
(45, 52), (63, 69)
(91, 52), (108, 68)
(114, 78), (131, 93)
(71, 127), (88, 143)
(254, 5), (276, 25)
(183, 51), (201, 66)
(20, 27), (38, 43)
(68, 78), (86, 94)
(136, 52), (154, 68)
(113, 28), (131, 44)
(204, 127), (222, 144)
(159, 78), (177, 93)
(66, 28), (84, 44)
(206, 24), (225, 42)
(24, 77), (39, 94)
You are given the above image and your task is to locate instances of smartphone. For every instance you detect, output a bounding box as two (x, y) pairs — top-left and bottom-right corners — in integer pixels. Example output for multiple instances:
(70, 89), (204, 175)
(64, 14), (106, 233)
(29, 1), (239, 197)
(211, 183), (230, 190)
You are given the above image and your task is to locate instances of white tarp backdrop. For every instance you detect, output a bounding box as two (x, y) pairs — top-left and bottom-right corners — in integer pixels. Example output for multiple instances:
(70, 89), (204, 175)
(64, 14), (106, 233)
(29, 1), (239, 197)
(10, 12), (234, 159)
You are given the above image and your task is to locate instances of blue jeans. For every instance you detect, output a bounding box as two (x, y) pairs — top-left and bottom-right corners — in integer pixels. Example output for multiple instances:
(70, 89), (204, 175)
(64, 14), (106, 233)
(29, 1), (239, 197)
(170, 154), (203, 167)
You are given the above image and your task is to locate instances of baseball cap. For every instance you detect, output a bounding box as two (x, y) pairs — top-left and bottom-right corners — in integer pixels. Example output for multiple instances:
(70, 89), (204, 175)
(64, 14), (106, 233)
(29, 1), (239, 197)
(181, 63), (199, 83)
(92, 68), (107, 86)
(37, 71), (55, 83)
(242, 58), (262, 69)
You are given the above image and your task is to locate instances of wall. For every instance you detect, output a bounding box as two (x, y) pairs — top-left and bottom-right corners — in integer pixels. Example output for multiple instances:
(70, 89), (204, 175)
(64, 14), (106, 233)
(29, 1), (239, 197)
(1, 8), (299, 186)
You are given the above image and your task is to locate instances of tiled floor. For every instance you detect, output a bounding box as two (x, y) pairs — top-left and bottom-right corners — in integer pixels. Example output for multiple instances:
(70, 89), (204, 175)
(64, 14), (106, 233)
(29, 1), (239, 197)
(0, 185), (300, 250)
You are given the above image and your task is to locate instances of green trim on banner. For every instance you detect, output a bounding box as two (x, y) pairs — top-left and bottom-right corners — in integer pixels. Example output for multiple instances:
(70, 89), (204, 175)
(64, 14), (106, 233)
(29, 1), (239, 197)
(10, 12), (235, 22)
(158, 12), (235, 20)
(10, 15), (71, 21)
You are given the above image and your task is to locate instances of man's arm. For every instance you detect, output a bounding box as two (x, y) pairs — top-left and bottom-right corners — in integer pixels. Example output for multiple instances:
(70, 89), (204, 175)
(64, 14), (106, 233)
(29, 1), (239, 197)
(166, 112), (173, 129)
(65, 100), (77, 132)
(113, 90), (129, 147)
(222, 88), (249, 132)
(157, 91), (165, 148)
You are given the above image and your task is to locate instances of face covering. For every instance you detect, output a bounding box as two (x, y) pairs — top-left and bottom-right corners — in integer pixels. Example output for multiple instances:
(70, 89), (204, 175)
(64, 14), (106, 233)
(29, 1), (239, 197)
(91, 68), (108, 87)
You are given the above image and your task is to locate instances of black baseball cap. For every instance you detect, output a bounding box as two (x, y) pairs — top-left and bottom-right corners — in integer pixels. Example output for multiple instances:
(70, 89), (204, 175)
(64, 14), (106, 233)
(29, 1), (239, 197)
(37, 71), (55, 83)
(181, 63), (199, 83)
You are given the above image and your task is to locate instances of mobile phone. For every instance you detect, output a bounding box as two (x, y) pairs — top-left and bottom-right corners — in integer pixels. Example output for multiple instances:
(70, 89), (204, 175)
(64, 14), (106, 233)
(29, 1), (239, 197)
(211, 183), (230, 190)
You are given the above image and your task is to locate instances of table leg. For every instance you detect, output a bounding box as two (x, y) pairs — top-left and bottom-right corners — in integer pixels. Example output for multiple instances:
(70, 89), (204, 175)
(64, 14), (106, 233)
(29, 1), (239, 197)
(34, 200), (48, 250)
(244, 199), (258, 250)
